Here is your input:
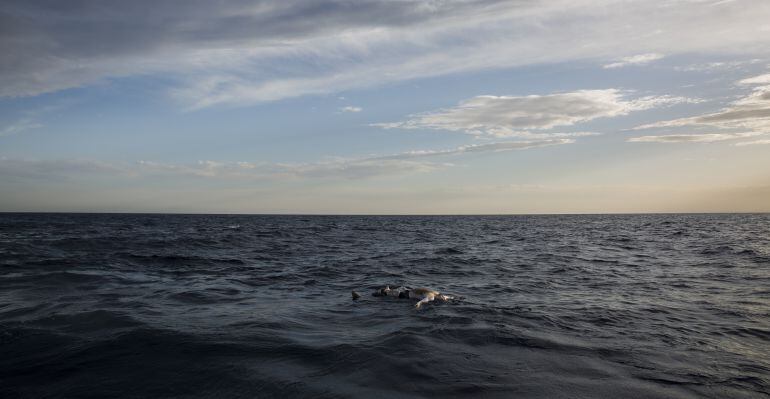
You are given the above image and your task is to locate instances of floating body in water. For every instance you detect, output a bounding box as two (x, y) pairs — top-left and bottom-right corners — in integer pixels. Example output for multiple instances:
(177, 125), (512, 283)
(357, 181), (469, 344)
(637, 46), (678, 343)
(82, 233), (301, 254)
(371, 286), (453, 309)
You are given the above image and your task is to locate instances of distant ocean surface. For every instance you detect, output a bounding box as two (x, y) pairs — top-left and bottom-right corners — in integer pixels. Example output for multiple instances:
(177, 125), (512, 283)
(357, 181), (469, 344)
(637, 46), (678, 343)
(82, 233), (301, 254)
(1, 213), (768, 398)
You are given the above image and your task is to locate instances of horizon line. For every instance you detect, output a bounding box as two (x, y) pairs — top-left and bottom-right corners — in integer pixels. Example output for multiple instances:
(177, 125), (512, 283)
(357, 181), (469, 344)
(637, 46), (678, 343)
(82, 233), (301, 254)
(1, 211), (768, 217)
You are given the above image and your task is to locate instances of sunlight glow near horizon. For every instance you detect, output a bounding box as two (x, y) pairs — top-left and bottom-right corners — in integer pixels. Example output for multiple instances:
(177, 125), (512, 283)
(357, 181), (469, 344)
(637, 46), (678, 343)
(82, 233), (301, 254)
(1, 0), (769, 214)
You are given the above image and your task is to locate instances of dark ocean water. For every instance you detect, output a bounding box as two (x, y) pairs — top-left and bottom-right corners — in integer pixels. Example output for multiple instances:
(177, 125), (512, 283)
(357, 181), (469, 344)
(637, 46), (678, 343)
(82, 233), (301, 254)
(1, 213), (769, 398)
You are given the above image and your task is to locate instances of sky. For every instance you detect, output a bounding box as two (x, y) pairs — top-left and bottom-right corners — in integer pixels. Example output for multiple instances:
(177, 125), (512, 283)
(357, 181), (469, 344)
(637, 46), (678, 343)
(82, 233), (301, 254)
(1, 0), (770, 214)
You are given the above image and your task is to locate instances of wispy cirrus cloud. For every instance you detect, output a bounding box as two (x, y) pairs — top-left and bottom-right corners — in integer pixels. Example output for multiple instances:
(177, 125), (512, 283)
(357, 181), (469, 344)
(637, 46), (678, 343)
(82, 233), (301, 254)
(674, 59), (763, 72)
(734, 138), (770, 146)
(603, 53), (665, 69)
(0, 157), (128, 180)
(627, 132), (761, 143)
(0, 118), (43, 137)
(339, 106), (362, 113)
(0, 101), (75, 138)
(2, 1), (769, 107)
(738, 73), (770, 85)
(144, 139), (571, 179)
(135, 158), (446, 180)
(376, 139), (573, 159)
(1, 139), (571, 181)
(630, 72), (770, 144)
(375, 90), (694, 137)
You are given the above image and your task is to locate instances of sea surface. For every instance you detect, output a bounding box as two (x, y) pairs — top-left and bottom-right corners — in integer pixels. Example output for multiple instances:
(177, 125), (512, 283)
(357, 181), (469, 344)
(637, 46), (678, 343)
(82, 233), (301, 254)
(0, 213), (769, 398)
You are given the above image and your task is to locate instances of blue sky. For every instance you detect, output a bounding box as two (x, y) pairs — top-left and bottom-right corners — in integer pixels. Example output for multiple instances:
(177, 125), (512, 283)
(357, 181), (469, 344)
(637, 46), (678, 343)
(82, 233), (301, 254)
(1, 0), (770, 213)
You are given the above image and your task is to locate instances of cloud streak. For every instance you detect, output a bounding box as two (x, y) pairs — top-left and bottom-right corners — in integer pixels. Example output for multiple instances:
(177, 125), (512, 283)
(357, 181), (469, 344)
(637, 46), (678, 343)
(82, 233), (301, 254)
(0, 118), (43, 137)
(1, 139), (571, 181)
(630, 72), (770, 144)
(734, 138), (770, 146)
(603, 53), (664, 69)
(143, 139), (572, 179)
(376, 90), (693, 137)
(627, 132), (761, 143)
(2, 0), (769, 107)
(339, 106), (362, 113)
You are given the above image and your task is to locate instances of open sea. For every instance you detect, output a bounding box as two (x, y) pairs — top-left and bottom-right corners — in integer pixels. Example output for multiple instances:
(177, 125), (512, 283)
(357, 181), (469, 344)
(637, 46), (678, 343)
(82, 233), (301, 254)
(0, 213), (768, 398)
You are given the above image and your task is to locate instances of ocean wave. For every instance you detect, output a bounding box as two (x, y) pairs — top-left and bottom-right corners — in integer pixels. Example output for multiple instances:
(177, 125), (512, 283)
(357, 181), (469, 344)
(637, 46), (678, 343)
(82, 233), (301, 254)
(1, 213), (769, 398)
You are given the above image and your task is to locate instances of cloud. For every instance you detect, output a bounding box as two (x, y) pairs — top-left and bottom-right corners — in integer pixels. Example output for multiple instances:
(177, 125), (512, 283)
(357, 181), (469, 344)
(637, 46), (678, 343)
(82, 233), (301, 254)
(2, 0), (770, 106)
(0, 118), (43, 137)
(140, 139), (572, 178)
(1, 139), (570, 181)
(339, 106), (362, 113)
(0, 101), (74, 137)
(627, 132), (761, 143)
(0, 156), (445, 181)
(734, 138), (770, 146)
(378, 139), (574, 159)
(674, 59), (762, 72)
(375, 90), (693, 137)
(738, 73), (770, 85)
(0, 157), (129, 179)
(603, 53), (665, 69)
(137, 158), (445, 180)
(632, 72), (770, 144)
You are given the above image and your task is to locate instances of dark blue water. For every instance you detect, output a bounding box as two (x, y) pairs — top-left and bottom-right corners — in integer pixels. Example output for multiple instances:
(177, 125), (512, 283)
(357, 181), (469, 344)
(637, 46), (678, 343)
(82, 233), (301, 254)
(1, 213), (768, 398)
